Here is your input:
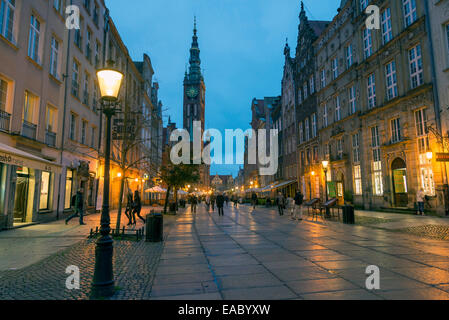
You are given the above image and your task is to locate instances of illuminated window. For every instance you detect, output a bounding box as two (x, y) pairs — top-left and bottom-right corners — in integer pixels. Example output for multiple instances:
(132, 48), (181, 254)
(353, 165), (362, 195)
(371, 126), (383, 196)
(39, 171), (51, 210)
(64, 169), (73, 209)
(415, 108), (435, 195)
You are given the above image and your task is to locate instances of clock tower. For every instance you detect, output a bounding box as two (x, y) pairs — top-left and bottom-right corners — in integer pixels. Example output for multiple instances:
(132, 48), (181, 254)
(183, 17), (209, 188)
(183, 17), (206, 137)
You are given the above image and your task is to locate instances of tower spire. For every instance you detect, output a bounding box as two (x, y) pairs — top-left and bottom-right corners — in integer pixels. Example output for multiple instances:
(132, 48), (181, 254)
(187, 16), (202, 82)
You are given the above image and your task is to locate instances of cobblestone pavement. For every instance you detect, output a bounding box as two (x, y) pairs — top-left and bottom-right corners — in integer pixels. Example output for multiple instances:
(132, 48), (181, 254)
(2, 204), (449, 300)
(0, 208), (176, 300)
(148, 204), (449, 300)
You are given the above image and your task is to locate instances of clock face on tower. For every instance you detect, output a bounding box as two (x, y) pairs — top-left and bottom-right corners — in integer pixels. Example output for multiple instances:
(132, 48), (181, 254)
(186, 87), (199, 99)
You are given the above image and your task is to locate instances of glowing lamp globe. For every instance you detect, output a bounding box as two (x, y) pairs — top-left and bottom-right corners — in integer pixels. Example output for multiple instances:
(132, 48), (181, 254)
(97, 68), (124, 101)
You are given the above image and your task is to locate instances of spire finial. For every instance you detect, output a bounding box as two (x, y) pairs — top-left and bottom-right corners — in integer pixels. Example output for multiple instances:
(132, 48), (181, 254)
(194, 16), (197, 35)
(301, 1), (304, 12)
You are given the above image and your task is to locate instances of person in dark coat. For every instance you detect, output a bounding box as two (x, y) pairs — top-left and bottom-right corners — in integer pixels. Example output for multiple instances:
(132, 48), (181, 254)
(190, 194), (198, 213)
(65, 188), (86, 225)
(210, 194), (216, 211)
(216, 193), (225, 216)
(132, 190), (145, 224)
(276, 192), (285, 216)
(125, 193), (135, 225)
(293, 191), (304, 221)
(251, 192), (258, 210)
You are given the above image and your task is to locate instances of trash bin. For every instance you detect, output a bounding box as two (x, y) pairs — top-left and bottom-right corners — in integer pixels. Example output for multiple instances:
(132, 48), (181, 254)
(169, 202), (177, 212)
(146, 212), (163, 242)
(343, 205), (355, 224)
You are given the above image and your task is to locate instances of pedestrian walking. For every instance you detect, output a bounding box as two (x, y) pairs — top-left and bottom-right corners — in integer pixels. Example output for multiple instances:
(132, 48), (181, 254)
(417, 188), (425, 216)
(125, 192), (135, 225)
(65, 188), (86, 225)
(189, 194), (198, 213)
(211, 194), (216, 211)
(276, 192), (285, 216)
(205, 195), (211, 211)
(132, 190), (145, 224)
(294, 191), (304, 221)
(216, 193), (225, 216)
(251, 192), (258, 210)
(232, 194), (238, 208)
(225, 195), (229, 207)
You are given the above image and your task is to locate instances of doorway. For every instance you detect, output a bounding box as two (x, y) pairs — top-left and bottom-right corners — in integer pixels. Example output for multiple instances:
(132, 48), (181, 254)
(13, 167), (30, 223)
(337, 172), (345, 205)
(392, 158), (408, 207)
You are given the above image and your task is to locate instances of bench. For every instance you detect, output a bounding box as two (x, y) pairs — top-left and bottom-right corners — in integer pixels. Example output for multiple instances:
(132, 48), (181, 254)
(303, 198), (320, 220)
(318, 198), (342, 220)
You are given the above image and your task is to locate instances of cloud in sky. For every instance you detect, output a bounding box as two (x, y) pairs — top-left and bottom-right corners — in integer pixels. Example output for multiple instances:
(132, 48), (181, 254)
(107, 0), (340, 177)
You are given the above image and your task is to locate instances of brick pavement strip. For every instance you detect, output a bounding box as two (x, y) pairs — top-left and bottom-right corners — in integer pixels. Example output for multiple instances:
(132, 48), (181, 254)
(0, 216), (176, 300)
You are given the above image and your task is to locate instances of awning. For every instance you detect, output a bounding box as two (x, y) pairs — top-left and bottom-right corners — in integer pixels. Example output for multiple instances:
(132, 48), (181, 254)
(0, 142), (62, 174)
(271, 180), (297, 191)
(145, 186), (167, 193)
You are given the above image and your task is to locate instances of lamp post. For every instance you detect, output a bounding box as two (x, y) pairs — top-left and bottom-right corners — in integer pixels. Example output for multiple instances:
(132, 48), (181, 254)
(92, 63), (123, 298)
(322, 161), (329, 202)
(322, 161), (330, 217)
(310, 171), (316, 200)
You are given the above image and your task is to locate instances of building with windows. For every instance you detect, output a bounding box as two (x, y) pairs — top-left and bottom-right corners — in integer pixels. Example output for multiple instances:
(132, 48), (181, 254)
(60, 0), (108, 216)
(315, 0), (357, 205)
(295, 3), (329, 201)
(426, 0), (449, 214)
(0, 0), (70, 229)
(0, 0), (164, 229)
(354, 0), (442, 212)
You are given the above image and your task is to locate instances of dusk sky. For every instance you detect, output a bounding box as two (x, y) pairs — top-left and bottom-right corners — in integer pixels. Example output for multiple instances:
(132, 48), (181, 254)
(107, 0), (340, 177)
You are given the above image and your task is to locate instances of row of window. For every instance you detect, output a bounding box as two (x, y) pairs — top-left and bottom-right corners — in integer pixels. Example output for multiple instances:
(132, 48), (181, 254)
(69, 112), (97, 148)
(319, 108), (434, 196)
(319, 44), (423, 131)
(71, 59), (99, 112)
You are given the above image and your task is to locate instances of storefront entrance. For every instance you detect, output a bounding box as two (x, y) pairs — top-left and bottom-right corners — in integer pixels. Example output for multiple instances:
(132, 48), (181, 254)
(392, 158), (408, 207)
(336, 172), (345, 205)
(13, 167), (31, 223)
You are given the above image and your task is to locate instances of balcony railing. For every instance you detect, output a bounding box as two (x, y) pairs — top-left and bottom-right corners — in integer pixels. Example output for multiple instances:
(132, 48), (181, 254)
(22, 121), (37, 140)
(0, 110), (11, 132)
(45, 130), (56, 147)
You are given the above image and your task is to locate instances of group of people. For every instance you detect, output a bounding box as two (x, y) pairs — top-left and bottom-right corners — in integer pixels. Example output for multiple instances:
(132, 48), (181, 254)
(274, 191), (304, 220)
(65, 188), (144, 226)
(124, 190), (145, 225)
(204, 193), (226, 216)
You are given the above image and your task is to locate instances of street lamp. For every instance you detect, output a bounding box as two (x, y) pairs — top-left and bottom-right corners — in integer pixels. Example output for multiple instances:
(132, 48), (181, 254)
(92, 62), (123, 298)
(322, 160), (329, 202)
(322, 160), (330, 216)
